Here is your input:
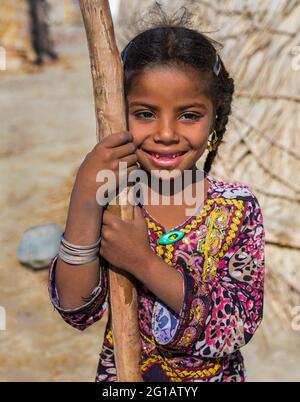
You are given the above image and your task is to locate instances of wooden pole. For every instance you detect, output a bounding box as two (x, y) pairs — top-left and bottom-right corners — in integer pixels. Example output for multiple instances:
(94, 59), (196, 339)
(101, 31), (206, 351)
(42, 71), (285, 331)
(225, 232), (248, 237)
(79, 0), (142, 382)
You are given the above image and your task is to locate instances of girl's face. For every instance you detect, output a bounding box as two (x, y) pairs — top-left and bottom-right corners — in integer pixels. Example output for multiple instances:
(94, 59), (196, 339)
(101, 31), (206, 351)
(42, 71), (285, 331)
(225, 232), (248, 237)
(127, 65), (214, 179)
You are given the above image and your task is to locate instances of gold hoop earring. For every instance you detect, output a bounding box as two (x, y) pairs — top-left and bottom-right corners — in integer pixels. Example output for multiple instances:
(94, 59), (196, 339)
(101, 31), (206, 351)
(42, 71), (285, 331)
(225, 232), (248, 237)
(207, 130), (218, 152)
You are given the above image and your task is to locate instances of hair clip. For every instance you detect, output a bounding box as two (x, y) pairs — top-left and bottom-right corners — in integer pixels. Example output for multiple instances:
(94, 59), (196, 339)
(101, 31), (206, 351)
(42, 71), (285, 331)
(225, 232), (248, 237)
(213, 53), (221, 76)
(121, 41), (134, 65)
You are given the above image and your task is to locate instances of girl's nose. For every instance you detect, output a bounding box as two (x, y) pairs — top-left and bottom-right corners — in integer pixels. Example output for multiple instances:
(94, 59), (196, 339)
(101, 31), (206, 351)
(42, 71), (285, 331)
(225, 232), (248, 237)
(154, 118), (179, 143)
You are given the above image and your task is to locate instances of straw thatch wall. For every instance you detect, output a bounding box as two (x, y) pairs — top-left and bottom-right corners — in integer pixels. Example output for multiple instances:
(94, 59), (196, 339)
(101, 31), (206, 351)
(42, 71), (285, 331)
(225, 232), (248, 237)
(115, 0), (300, 350)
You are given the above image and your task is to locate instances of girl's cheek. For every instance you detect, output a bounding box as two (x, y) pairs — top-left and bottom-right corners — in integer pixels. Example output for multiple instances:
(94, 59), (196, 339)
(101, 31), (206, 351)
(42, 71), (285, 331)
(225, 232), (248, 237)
(127, 119), (133, 132)
(127, 114), (135, 128)
(129, 123), (148, 146)
(128, 119), (142, 139)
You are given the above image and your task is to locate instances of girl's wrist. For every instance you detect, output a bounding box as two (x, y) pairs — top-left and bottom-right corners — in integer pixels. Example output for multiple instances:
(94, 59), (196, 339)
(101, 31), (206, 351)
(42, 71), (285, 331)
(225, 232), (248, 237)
(128, 249), (156, 277)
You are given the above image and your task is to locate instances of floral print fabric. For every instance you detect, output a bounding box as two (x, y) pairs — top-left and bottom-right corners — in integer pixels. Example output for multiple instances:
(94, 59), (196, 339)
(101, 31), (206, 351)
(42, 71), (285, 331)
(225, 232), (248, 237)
(48, 175), (265, 382)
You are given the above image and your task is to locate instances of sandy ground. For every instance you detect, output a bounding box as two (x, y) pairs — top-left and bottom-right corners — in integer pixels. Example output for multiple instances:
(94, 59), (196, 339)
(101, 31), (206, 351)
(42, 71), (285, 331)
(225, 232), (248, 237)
(0, 25), (108, 382)
(0, 25), (299, 382)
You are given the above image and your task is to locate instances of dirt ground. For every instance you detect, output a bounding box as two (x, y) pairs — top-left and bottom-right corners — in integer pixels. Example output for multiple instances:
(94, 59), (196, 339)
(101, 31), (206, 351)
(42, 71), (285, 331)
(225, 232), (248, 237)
(1, 24), (299, 382)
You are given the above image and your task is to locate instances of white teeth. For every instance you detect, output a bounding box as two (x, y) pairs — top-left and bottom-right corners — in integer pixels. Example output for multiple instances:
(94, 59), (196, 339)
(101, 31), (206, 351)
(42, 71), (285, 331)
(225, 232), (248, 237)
(152, 152), (183, 158)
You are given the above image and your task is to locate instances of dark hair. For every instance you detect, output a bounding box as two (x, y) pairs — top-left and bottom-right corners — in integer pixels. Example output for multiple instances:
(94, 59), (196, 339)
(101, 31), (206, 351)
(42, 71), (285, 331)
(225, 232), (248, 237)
(121, 5), (234, 174)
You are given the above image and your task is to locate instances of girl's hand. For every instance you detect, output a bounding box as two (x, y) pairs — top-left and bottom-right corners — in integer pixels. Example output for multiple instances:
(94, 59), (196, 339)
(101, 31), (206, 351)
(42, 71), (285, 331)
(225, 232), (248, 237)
(100, 205), (152, 273)
(74, 131), (138, 206)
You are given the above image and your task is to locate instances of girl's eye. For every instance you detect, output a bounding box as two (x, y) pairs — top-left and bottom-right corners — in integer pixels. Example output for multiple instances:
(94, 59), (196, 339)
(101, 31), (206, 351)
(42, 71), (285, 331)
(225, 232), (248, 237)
(133, 111), (154, 119)
(180, 113), (202, 121)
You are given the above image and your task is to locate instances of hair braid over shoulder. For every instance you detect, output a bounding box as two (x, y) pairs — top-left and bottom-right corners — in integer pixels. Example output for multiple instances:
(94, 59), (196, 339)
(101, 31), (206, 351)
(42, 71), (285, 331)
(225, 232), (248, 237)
(204, 67), (235, 174)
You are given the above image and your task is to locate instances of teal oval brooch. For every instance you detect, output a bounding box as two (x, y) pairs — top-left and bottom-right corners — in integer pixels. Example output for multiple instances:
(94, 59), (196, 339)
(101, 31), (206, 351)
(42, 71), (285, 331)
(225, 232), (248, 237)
(158, 230), (185, 245)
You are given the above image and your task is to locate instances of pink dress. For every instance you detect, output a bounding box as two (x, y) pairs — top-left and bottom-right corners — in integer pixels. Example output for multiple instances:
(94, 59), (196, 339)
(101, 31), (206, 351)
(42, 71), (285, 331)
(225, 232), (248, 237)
(48, 175), (265, 382)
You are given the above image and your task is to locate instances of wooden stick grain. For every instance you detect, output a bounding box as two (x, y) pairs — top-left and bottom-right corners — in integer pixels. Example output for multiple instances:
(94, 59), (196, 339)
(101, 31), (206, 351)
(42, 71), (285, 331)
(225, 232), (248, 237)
(79, 0), (142, 382)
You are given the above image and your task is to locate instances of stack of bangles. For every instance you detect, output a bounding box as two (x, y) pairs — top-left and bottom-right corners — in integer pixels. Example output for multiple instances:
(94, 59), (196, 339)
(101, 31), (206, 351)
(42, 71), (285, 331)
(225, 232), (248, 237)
(58, 233), (101, 265)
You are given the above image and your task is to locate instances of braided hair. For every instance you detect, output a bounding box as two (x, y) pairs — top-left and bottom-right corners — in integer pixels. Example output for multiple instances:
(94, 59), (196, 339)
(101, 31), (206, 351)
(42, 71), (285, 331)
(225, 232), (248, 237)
(121, 8), (234, 175)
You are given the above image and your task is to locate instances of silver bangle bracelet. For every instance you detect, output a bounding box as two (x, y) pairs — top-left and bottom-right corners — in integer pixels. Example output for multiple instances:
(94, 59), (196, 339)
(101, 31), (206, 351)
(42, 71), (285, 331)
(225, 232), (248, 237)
(58, 234), (101, 266)
(58, 248), (99, 265)
(61, 234), (101, 250)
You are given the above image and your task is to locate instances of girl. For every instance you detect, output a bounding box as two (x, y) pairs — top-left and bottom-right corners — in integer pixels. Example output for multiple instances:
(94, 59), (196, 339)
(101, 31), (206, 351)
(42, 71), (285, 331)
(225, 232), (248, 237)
(48, 20), (265, 382)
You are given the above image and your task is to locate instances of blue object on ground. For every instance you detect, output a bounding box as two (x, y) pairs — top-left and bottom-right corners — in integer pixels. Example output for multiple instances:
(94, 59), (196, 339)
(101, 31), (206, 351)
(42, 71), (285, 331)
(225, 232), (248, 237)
(17, 223), (63, 270)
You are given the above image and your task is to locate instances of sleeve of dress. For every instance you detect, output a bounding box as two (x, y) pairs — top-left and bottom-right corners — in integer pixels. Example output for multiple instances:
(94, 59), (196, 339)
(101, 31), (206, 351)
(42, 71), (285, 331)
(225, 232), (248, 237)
(48, 254), (108, 331)
(152, 190), (265, 357)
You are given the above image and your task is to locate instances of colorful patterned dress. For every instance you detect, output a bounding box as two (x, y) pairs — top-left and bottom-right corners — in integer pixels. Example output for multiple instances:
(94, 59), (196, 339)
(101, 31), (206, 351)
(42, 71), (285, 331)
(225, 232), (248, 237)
(48, 175), (265, 382)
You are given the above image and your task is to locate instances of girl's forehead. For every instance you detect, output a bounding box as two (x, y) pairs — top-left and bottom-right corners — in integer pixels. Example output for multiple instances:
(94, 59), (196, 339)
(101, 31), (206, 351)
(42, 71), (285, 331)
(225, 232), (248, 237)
(128, 65), (210, 101)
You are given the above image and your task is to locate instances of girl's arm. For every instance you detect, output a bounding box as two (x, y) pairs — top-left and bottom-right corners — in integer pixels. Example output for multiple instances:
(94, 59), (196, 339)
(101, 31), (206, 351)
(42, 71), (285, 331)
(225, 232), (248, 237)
(48, 182), (109, 331)
(99, 205), (186, 314)
(55, 185), (103, 310)
(131, 253), (185, 315)
(48, 131), (138, 330)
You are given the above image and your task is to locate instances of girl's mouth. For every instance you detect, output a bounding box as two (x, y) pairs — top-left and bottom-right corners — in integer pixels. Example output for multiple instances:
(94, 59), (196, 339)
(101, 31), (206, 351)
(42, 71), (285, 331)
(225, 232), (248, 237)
(144, 150), (187, 167)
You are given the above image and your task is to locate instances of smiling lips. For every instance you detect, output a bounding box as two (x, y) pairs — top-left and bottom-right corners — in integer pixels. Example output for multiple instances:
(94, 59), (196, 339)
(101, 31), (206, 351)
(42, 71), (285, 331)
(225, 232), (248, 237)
(144, 150), (187, 167)
(147, 151), (187, 159)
